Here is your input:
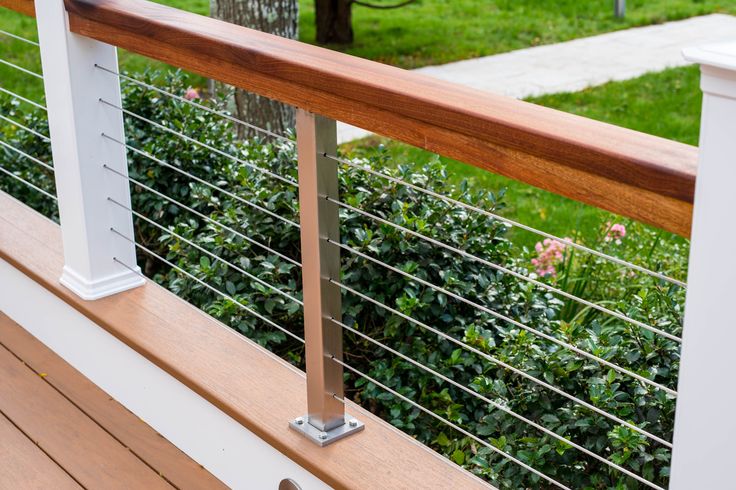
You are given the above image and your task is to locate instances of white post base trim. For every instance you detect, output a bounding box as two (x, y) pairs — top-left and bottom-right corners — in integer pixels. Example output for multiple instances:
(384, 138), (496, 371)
(60, 265), (145, 301)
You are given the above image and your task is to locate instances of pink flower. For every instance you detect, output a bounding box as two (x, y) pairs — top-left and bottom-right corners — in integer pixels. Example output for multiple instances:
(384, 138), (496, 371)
(531, 238), (570, 277)
(184, 87), (200, 100)
(605, 223), (626, 244)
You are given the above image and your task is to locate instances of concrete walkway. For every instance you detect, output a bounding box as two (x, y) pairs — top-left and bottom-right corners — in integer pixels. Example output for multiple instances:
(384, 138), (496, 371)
(338, 13), (736, 143)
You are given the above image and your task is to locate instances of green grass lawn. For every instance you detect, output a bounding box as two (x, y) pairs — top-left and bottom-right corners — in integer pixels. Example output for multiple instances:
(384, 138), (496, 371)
(301, 0), (735, 68)
(343, 65), (701, 248)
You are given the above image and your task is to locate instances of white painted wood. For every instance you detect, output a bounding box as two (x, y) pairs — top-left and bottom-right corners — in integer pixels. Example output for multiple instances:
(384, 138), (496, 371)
(35, 0), (143, 299)
(0, 257), (331, 490)
(670, 41), (736, 489)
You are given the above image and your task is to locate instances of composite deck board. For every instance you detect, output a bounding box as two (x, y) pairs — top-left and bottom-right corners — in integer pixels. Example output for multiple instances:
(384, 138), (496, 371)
(0, 313), (225, 489)
(0, 312), (226, 490)
(0, 412), (81, 490)
(0, 341), (170, 489)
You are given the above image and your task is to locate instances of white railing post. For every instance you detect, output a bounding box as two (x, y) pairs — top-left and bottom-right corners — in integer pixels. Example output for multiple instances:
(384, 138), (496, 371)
(35, 0), (143, 299)
(670, 42), (736, 488)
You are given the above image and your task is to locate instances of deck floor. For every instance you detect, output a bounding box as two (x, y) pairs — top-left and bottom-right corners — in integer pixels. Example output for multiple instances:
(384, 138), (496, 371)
(0, 311), (227, 490)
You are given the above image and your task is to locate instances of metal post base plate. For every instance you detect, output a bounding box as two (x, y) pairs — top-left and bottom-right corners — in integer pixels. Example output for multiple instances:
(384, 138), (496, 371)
(289, 414), (364, 447)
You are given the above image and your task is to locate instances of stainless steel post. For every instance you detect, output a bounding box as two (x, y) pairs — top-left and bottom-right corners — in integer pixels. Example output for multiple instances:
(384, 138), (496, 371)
(614, 0), (626, 18)
(290, 109), (364, 446)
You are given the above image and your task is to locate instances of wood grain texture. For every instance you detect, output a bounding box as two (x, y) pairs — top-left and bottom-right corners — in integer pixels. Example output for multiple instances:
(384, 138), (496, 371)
(0, 192), (491, 490)
(0, 335), (173, 489)
(62, 0), (696, 236)
(0, 0), (34, 16)
(0, 312), (227, 490)
(0, 412), (81, 490)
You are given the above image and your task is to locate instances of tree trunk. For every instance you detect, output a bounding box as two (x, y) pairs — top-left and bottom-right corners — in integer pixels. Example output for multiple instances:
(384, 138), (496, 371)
(316, 0), (353, 44)
(210, 0), (298, 138)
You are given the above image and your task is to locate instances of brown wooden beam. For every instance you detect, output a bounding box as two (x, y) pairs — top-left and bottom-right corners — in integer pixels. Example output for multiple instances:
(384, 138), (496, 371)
(0, 0), (697, 235)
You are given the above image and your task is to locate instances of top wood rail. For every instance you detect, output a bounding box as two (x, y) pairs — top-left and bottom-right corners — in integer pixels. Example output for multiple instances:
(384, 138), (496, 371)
(2, 0), (33, 16)
(2, 0), (697, 236)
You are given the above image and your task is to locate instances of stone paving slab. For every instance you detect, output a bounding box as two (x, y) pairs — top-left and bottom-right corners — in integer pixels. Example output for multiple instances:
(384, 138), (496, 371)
(338, 14), (736, 143)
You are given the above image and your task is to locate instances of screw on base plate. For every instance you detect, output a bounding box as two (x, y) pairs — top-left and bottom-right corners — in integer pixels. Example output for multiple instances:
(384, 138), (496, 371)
(289, 414), (365, 446)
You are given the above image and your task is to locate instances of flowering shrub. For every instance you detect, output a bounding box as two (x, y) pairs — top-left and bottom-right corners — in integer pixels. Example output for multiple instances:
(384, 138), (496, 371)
(184, 87), (201, 100)
(531, 238), (568, 277)
(605, 222), (627, 244)
(0, 71), (688, 489)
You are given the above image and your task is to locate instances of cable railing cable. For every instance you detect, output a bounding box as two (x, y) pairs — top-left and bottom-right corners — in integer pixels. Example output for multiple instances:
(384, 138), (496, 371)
(330, 277), (675, 396)
(0, 58), (42, 79)
(95, 64), (294, 145)
(108, 196), (303, 306)
(111, 229), (304, 344)
(0, 139), (53, 172)
(0, 114), (50, 142)
(0, 86), (47, 111)
(98, 98), (298, 188)
(0, 28), (39, 46)
(103, 164), (301, 268)
(330, 357), (570, 490)
(0, 164), (56, 201)
(326, 153), (686, 289)
(101, 133), (299, 229)
(327, 237), (672, 446)
(328, 196), (682, 344)
(329, 316), (665, 488)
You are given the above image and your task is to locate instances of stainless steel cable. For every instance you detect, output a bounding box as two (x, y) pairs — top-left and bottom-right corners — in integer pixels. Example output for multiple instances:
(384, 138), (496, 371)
(103, 164), (301, 267)
(102, 133), (300, 229)
(329, 316), (666, 487)
(95, 64), (294, 144)
(329, 196), (682, 343)
(0, 139), (53, 172)
(0, 164), (56, 201)
(111, 229), (304, 344)
(327, 238), (672, 446)
(0, 86), (47, 111)
(331, 277), (676, 396)
(330, 356), (570, 490)
(0, 58), (42, 79)
(0, 114), (50, 142)
(0, 29), (38, 46)
(108, 196), (303, 306)
(326, 153), (686, 288)
(98, 98), (298, 187)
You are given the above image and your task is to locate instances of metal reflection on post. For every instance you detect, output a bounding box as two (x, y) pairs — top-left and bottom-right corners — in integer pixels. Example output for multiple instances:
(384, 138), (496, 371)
(614, 0), (625, 18)
(289, 109), (364, 446)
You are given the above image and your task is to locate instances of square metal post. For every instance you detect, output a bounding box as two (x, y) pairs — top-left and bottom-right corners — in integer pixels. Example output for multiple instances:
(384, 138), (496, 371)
(289, 109), (363, 446)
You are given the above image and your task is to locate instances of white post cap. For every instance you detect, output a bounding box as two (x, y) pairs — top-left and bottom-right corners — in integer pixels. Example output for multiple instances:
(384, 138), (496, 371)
(683, 41), (736, 71)
(683, 42), (736, 98)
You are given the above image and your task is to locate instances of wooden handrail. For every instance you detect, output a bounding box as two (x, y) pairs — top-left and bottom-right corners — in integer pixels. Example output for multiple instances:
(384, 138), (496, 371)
(1, 0), (697, 236)
(3, 0), (32, 16)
